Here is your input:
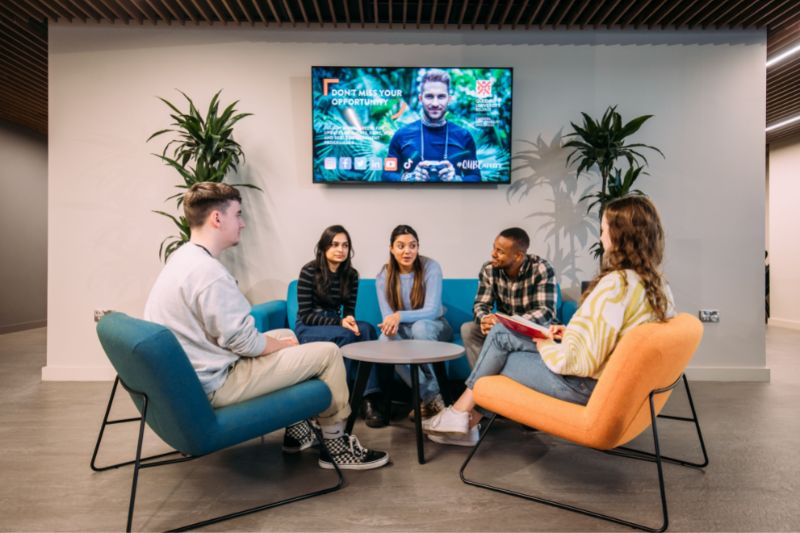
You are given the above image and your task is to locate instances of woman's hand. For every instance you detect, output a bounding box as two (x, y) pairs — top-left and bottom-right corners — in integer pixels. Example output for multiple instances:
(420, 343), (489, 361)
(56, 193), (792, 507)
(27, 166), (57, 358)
(378, 312), (401, 337)
(341, 315), (361, 336)
(534, 337), (551, 351)
(549, 325), (566, 341)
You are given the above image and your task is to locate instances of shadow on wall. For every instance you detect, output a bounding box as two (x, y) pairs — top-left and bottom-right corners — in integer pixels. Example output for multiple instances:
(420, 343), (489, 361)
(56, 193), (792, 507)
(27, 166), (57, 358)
(221, 164), (287, 304)
(508, 131), (598, 294)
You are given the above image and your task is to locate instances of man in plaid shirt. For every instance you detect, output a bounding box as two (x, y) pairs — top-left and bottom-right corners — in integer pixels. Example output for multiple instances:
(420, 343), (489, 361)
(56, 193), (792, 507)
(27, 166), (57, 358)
(461, 227), (558, 366)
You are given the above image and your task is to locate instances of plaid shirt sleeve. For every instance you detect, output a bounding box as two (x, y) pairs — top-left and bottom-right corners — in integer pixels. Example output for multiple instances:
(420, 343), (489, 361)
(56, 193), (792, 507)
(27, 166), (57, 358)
(472, 262), (494, 322)
(519, 259), (558, 326)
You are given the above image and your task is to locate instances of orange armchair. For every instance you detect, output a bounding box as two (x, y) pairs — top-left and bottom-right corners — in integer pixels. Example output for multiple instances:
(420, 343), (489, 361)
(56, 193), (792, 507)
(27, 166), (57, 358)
(461, 313), (707, 532)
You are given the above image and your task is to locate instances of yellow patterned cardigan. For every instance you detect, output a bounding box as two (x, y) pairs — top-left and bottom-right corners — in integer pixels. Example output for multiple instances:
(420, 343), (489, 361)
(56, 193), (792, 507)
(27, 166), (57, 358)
(538, 269), (676, 379)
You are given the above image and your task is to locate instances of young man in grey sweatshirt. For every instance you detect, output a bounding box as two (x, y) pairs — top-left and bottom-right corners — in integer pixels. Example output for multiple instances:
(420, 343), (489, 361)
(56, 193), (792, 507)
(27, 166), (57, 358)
(144, 182), (388, 470)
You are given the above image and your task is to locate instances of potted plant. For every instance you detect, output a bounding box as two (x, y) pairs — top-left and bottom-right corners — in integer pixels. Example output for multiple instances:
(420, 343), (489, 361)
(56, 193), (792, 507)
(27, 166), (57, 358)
(148, 90), (259, 261)
(563, 105), (663, 258)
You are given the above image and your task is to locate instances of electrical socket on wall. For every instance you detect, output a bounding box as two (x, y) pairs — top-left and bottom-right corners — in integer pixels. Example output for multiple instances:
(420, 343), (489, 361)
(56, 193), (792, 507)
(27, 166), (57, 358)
(698, 309), (720, 323)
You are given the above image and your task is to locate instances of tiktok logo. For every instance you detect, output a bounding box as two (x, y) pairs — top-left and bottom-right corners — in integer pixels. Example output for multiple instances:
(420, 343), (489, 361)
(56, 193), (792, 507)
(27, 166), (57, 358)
(403, 158), (413, 170)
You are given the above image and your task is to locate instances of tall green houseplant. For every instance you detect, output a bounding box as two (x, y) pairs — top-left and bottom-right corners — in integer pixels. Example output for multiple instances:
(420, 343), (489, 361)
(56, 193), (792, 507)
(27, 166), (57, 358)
(148, 90), (258, 261)
(563, 105), (663, 257)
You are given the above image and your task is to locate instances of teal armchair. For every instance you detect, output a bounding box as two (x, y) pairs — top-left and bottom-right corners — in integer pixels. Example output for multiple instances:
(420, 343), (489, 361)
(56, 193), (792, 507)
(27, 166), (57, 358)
(92, 312), (343, 532)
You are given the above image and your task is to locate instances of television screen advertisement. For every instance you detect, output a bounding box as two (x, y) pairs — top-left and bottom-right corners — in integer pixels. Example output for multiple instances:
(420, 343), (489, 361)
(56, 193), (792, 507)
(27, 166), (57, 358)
(311, 66), (513, 184)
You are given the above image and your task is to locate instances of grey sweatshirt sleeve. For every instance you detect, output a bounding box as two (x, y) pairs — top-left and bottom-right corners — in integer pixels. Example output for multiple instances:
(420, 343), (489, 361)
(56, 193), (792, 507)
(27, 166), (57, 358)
(194, 276), (266, 357)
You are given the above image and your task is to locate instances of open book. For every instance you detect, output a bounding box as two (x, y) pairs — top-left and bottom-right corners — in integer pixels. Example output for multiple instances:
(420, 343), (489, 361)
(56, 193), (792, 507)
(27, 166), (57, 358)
(495, 313), (551, 340)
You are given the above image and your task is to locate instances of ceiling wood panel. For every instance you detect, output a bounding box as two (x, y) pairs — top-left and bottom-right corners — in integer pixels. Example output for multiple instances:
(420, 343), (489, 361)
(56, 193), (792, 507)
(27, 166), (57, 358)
(1, 0), (799, 142)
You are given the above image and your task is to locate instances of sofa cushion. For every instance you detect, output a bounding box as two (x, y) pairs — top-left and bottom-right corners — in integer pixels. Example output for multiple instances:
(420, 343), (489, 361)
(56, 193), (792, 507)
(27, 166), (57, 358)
(257, 277), (573, 382)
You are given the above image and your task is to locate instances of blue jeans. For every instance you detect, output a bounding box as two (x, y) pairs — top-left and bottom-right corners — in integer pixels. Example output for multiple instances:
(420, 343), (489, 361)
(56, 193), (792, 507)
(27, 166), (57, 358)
(465, 323), (596, 405)
(295, 319), (386, 397)
(380, 318), (453, 403)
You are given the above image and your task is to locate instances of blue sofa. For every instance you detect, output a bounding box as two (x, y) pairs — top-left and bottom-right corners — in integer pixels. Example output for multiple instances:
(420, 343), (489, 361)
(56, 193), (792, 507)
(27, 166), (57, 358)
(251, 279), (577, 381)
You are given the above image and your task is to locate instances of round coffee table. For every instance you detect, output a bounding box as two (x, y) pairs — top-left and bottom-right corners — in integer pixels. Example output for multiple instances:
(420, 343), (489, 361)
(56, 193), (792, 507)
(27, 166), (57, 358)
(342, 339), (465, 464)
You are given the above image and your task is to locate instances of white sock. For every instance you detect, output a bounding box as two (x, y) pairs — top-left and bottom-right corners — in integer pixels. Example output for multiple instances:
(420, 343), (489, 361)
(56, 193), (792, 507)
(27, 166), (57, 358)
(321, 420), (346, 440)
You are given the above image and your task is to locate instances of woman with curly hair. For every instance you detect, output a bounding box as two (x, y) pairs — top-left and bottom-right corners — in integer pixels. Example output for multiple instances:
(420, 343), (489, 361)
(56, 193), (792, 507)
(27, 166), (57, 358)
(423, 195), (676, 446)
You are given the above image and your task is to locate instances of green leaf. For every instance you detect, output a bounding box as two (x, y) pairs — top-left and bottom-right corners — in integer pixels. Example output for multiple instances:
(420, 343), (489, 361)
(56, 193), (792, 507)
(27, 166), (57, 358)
(149, 89), (261, 258)
(229, 183), (263, 192)
(564, 105), (664, 223)
(620, 114), (654, 137)
(147, 128), (174, 142)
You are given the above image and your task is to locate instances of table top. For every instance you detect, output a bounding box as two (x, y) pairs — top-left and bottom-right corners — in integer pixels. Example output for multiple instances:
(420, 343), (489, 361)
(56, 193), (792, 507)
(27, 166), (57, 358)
(341, 340), (465, 364)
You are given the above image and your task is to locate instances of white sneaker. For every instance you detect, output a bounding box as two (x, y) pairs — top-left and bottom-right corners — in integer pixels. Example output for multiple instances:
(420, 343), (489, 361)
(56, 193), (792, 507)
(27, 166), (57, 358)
(428, 425), (480, 447)
(421, 406), (469, 436)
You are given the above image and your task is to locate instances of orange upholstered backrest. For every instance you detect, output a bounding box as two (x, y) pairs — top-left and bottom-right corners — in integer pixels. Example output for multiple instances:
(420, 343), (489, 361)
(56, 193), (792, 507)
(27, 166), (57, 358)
(472, 313), (703, 450)
(583, 313), (704, 448)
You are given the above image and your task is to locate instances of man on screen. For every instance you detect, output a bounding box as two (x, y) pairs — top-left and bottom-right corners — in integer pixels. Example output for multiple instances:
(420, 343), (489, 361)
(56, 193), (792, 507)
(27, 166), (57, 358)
(382, 69), (482, 182)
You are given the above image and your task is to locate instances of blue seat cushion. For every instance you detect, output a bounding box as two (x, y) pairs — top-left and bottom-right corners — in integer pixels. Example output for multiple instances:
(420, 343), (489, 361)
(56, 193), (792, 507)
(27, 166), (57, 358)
(209, 380), (331, 455)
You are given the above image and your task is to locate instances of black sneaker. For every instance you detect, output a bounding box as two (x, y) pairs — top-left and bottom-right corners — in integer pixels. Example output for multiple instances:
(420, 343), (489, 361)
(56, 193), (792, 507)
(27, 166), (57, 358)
(282, 421), (318, 454)
(318, 434), (390, 470)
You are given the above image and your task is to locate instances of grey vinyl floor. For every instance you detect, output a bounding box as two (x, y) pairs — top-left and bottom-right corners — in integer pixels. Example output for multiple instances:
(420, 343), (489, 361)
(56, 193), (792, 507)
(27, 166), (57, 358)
(1, 326), (799, 532)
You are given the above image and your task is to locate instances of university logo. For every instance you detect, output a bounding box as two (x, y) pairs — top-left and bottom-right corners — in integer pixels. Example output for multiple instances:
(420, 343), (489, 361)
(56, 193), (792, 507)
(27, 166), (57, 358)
(476, 80), (493, 98)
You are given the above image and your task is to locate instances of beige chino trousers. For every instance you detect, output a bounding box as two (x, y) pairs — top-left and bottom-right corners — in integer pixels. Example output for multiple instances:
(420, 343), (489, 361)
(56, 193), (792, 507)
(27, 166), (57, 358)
(460, 321), (487, 368)
(209, 329), (351, 426)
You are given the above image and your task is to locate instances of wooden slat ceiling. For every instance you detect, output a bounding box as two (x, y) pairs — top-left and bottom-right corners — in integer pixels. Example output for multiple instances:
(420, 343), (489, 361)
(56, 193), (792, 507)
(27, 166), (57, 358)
(2, 1), (800, 143)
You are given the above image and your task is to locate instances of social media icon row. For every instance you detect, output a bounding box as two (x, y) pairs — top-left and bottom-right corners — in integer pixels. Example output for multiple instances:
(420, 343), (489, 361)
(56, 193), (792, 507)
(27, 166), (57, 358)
(324, 157), (398, 172)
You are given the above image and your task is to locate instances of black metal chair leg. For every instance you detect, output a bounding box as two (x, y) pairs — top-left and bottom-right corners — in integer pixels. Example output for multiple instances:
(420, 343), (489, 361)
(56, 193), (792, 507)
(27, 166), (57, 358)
(459, 377), (702, 532)
(126, 393), (149, 532)
(91, 376), (179, 472)
(606, 374), (709, 469)
(458, 413), (497, 481)
(100, 379), (347, 532)
(648, 390), (669, 532)
(91, 375), (121, 471)
(410, 364), (425, 464)
(167, 422), (345, 533)
(680, 374), (709, 467)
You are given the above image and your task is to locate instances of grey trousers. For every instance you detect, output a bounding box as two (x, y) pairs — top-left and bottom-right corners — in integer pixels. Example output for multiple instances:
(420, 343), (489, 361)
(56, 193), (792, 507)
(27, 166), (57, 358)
(460, 321), (486, 368)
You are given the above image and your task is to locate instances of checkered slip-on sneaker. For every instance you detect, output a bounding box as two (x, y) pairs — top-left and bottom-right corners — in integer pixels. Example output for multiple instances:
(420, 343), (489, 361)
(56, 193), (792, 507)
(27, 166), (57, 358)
(282, 421), (319, 454)
(318, 434), (390, 471)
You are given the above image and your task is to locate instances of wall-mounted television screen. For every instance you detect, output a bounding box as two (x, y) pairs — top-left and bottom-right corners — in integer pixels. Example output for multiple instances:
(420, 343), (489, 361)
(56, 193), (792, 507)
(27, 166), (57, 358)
(311, 66), (513, 184)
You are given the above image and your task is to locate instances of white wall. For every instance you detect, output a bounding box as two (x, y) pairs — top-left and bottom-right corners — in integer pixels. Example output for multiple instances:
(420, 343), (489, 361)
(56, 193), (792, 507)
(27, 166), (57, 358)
(0, 121), (47, 333)
(44, 26), (768, 381)
(768, 138), (800, 330)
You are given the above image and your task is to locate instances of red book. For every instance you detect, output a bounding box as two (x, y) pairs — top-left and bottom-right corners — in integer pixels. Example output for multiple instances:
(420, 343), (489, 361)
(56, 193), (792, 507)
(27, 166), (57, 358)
(495, 313), (552, 340)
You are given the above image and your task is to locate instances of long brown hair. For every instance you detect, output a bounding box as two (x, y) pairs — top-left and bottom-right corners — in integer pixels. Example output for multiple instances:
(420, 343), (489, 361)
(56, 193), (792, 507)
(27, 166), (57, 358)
(582, 195), (670, 322)
(384, 225), (426, 311)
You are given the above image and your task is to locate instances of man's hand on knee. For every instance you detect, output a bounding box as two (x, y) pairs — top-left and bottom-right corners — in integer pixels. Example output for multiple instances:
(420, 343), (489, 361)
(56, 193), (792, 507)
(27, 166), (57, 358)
(480, 314), (497, 336)
(261, 334), (299, 355)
